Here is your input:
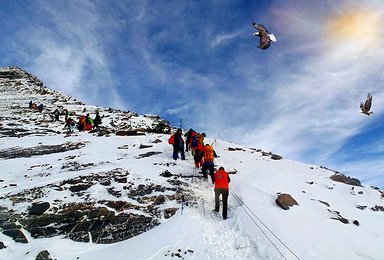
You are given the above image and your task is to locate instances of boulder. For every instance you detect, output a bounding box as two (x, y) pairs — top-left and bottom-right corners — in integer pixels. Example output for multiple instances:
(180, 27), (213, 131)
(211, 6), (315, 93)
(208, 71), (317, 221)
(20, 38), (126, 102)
(160, 170), (173, 177)
(0, 241), (6, 249)
(1, 222), (28, 243)
(139, 144), (153, 149)
(29, 202), (50, 215)
(271, 154), (283, 160)
(36, 250), (52, 260)
(154, 195), (166, 205)
(371, 205), (384, 212)
(275, 193), (298, 210)
(329, 173), (362, 187)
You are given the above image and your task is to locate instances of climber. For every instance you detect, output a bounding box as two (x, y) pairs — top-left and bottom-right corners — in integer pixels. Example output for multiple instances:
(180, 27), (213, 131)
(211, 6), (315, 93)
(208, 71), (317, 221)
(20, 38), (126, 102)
(213, 166), (231, 220)
(169, 128), (185, 160)
(53, 109), (60, 122)
(202, 144), (218, 182)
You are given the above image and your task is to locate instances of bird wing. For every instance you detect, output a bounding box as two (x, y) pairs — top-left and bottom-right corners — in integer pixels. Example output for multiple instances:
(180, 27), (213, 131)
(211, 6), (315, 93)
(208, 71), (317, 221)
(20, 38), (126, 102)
(253, 23), (269, 34)
(365, 93), (372, 111)
(253, 23), (271, 49)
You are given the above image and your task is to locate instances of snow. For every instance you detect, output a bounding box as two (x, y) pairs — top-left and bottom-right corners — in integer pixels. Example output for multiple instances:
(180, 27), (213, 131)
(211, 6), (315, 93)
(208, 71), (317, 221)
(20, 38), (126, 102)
(1, 67), (384, 260)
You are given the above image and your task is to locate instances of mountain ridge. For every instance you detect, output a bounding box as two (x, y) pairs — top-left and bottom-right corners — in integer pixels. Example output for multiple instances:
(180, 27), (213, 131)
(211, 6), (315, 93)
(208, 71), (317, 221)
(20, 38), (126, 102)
(0, 66), (383, 260)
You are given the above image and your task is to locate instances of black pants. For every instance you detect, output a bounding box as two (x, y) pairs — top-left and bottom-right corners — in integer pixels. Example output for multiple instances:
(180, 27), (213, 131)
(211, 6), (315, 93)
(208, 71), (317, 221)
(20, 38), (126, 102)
(193, 149), (203, 164)
(202, 164), (214, 181)
(173, 146), (185, 160)
(215, 188), (229, 220)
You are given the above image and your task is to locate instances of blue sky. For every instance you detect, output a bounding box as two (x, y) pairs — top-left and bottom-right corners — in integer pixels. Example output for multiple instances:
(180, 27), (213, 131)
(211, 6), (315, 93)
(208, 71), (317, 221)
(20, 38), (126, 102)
(1, 0), (384, 188)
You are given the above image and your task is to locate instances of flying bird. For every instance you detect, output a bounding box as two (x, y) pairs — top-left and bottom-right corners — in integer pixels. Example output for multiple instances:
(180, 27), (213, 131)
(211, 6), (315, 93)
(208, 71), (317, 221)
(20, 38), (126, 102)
(252, 22), (277, 50)
(359, 93), (373, 116)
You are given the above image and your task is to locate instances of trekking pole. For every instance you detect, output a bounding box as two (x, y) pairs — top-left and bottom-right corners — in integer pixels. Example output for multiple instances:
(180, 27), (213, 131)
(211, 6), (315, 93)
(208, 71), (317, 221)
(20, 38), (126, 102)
(181, 195), (185, 215)
(211, 131), (222, 146)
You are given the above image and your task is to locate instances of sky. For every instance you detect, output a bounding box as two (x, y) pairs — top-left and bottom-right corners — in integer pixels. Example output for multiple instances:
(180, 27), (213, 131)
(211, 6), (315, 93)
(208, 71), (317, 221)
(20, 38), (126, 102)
(1, 0), (384, 188)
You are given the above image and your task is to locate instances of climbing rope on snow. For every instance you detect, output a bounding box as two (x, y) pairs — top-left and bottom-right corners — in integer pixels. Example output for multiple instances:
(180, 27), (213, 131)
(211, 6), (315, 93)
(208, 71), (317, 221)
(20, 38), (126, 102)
(231, 190), (301, 260)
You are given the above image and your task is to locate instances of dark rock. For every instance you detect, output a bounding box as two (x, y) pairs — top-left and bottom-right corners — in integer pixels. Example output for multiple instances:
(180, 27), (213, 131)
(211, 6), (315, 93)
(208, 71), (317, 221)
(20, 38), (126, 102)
(329, 174), (362, 187)
(136, 151), (162, 159)
(262, 151), (273, 156)
(153, 139), (162, 143)
(1, 222), (28, 243)
(152, 120), (171, 134)
(114, 177), (127, 183)
(116, 130), (145, 136)
(160, 170), (173, 177)
(228, 147), (236, 151)
(0, 241), (6, 249)
(328, 209), (349, 224)
(139, 144), (153, 149)
(164, 208), (178, 219)
(318, 200), (330, 207)
(307, 181), (314, 185)
(154, 195), (166, 205)
(338, 217), (349, 224)
(69, 184), (92, 192)
(356, 205), (367, 210)
(0, 142), (87, 159)
(36, 250), (52, 260)
(371, 205), (384, 212)
(167, 179), (187, 186)
(353, 220), (360, 226)
(275, 193), (298, 210)
(271, 154), (283, 160)
(29, 202), (50, 215)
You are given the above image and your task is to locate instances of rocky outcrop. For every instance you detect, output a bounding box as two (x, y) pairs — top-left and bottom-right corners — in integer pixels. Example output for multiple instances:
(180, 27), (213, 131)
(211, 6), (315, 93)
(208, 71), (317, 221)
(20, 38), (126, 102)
(275, 193), (298, 210)
(0, 142), (88, 159)
(329, 173), (362, 187)
(1, 168), (187, 244)
(0, 222), (28, 243)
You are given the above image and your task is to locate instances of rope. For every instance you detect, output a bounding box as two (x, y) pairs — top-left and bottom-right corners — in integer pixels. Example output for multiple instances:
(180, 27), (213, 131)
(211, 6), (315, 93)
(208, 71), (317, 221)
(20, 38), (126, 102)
(231, 190), (301, 260)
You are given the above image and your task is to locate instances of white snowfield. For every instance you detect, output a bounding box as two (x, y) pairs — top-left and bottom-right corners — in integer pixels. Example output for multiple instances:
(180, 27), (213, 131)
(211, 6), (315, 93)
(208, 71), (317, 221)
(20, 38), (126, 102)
(0, 67), (383, 260)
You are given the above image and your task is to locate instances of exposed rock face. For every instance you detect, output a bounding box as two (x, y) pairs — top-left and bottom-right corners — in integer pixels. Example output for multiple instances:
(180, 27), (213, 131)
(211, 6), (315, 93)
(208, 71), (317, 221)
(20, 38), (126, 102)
(329, 173), (362, 187)
(275, 193), (298, 210)
(0, 221), (28, 243)
(0, 142), (88, 159)
(29, 202), (50, 215)
(0, 168), (186, 244)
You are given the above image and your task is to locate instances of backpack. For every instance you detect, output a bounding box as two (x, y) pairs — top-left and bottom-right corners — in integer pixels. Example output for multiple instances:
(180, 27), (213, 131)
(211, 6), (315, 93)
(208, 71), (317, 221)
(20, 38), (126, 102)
(190, 134), (198, 148)
(204, 145), (214, 162)
(168, 134), (175, 145)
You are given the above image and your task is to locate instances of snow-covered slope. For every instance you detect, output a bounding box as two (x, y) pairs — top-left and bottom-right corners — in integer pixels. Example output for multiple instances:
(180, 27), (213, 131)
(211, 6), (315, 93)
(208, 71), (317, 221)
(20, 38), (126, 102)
(0, 67), (383, 260)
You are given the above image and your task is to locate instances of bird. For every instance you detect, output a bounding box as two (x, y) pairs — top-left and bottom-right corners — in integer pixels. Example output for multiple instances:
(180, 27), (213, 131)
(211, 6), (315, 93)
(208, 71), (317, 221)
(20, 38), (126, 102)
(252, 22), (277, 50)
(359, 93), (373, 116)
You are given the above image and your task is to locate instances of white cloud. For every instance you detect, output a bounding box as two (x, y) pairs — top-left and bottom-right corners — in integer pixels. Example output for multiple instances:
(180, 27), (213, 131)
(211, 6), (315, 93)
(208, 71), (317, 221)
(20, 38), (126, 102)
(210, 30), (243, 47)
(166, 104), (191, 115)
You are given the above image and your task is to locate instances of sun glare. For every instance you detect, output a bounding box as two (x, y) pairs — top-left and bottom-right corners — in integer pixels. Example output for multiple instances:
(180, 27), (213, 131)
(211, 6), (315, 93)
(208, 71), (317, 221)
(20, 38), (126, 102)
(328, 10), (381, 46)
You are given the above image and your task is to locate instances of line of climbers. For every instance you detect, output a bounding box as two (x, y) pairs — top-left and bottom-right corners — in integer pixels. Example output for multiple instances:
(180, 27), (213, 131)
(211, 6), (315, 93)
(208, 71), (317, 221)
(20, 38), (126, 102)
(28, 101), (102, 134)
(62, 109), (102, 133)
(169, 128), (231, 220)
(29, 100), (44, 112)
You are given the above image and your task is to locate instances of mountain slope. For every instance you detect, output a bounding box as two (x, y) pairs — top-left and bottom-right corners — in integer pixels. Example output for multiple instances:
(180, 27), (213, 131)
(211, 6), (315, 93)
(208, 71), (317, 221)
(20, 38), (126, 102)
(0, 66), (383, 260)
